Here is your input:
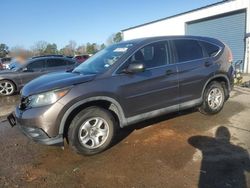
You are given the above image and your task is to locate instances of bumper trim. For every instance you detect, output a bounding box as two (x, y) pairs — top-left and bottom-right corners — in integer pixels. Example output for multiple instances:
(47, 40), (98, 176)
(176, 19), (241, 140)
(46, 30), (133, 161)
(7, 113), (64, 146)
(18, 125), (64, 146)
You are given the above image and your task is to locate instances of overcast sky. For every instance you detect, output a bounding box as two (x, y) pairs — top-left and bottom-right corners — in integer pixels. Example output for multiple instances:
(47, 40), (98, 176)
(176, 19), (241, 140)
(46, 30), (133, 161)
(0, 0), (219, 49)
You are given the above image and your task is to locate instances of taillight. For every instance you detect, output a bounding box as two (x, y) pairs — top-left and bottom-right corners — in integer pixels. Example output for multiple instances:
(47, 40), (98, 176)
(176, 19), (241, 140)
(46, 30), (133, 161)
(226, 45), (233, 63)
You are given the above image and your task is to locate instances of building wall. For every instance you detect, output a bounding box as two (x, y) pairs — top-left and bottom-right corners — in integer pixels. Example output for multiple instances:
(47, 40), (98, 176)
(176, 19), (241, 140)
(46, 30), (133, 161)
(245, 0), (250, 73)
(186, 10), (246, 63)
(122, 0), (250, 73)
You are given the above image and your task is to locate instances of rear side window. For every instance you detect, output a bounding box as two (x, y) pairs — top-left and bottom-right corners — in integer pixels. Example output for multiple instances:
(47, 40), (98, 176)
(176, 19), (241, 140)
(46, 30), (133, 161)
(47, 59), (67, 68)
(201, 41), (220, 57)
(174, 39), (203, 62)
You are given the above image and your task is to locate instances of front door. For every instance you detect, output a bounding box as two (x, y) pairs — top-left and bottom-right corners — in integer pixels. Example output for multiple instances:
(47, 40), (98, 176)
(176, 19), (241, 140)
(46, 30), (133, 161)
(117, 41), (179, 117)
(20, 59), (46, 86)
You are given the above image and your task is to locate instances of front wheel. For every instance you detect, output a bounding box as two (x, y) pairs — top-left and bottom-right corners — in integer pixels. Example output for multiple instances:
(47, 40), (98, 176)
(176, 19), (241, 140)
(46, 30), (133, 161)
(68, 107), (117, 155)
(199, 81), (225, 115)
(0, 80), (15, 96)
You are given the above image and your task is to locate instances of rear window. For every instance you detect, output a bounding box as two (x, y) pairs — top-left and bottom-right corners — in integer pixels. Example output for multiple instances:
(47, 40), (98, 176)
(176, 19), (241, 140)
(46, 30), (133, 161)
(174, 39), (203, 62)
(201, 41), (220, 57)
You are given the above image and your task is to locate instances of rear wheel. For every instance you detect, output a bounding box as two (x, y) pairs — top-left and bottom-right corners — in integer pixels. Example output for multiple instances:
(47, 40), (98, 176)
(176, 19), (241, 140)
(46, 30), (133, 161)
(199, 81), (225, 115)
(0, 80), (15, 96)
(68, 107), (117, 155)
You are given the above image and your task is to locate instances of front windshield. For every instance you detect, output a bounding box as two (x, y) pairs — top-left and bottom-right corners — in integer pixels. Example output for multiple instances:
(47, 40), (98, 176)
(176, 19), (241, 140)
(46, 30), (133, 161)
(73, 42), (134, 74)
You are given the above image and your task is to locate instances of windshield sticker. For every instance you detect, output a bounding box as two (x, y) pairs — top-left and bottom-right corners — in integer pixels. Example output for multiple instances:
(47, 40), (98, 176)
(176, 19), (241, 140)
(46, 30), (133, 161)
(113, 47), (128, 52)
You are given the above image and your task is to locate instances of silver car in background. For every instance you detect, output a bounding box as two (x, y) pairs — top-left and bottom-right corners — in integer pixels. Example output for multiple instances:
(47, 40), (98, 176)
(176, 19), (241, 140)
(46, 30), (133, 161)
(0, 55), (77, 96)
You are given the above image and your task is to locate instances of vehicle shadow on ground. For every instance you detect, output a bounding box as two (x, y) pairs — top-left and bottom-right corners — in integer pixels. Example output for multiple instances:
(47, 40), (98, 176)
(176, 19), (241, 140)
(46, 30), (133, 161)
(113, 100), (245, 148)
(188, 126), (250, 188)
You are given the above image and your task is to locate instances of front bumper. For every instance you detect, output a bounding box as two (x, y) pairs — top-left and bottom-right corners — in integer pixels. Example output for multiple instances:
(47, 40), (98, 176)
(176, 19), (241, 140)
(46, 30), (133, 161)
(7, 112), (64, 146)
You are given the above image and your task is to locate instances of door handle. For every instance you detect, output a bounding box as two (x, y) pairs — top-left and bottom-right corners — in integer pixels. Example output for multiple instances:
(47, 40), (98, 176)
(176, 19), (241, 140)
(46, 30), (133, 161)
(205, 61), (213, 67)
(166, 69), (173, 75)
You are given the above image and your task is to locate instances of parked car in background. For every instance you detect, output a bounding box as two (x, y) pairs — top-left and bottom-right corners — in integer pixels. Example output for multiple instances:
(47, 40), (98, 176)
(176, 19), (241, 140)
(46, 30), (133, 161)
(74, 55), (90, 64)
(8, 36), (234, 155)
(0, 57), (12, 70)
(0, 55), (76, 96)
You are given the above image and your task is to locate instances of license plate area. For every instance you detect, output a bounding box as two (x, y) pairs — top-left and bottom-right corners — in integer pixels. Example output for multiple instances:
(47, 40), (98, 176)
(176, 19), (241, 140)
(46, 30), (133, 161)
(7, 114), (16, 127)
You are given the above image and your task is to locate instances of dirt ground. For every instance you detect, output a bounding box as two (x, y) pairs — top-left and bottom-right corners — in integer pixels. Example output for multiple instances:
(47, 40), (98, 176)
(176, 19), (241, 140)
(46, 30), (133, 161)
(0, 86), (250, 188)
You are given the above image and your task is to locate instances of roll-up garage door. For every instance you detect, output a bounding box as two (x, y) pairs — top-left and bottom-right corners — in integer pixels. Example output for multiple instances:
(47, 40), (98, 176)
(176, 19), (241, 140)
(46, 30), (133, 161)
(186, 10), (246, 63)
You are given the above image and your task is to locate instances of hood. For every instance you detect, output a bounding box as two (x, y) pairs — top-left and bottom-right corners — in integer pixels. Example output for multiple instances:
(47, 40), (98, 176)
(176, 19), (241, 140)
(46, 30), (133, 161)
(0, 70), (17, 75)
(22, 72), (95, 96)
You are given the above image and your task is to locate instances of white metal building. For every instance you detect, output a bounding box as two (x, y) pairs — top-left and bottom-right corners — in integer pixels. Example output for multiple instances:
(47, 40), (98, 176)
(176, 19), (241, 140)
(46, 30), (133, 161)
(122, 0), (250, 73)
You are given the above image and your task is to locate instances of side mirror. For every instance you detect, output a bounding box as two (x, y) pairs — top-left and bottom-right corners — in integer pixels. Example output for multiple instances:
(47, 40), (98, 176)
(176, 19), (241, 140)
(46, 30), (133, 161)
(22, 67), (33, 72)
(125, 63), (145, 74)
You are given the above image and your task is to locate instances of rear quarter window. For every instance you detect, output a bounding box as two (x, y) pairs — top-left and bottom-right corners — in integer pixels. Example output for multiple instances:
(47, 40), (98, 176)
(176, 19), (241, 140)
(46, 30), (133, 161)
(174, 39), (203, 62)
(201, 41), (220, 57)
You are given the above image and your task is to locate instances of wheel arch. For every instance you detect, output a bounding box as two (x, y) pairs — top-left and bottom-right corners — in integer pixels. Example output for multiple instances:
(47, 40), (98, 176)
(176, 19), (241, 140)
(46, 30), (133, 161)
(202, 74), (231, 100)
(59, 96), (126, 137)
(0, 79), (18, 93)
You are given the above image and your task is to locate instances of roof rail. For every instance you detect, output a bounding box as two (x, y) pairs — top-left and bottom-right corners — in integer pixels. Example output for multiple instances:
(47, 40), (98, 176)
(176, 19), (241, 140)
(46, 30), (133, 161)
(31, 55), (64, 59)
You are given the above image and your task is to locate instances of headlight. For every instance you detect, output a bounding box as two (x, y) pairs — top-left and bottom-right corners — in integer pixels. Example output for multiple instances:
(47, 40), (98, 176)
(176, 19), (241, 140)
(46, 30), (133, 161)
(27, 88), (70, 108)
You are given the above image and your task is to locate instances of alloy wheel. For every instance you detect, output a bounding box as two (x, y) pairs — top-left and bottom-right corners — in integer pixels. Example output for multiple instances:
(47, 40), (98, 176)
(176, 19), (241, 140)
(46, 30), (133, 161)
(207, 88), (223, 110)
(78, 117), (110, 149)
(0, 81), (14, 96)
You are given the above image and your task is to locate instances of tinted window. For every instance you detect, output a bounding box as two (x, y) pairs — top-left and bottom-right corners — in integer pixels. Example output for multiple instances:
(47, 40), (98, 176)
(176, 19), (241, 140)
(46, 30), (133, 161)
(201, 41), (220, 57)
(27, 60), (45, 70)
(174, 39), (203, 62)
(47, 59), (67, 68)
(129, 41), (169, 69)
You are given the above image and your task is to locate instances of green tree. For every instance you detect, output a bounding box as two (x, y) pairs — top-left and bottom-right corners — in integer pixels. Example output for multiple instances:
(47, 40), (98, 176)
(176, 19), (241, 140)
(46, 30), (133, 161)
(76, 44), (86, 55)
(0, 43), (9, 58)
(86, 43), (98, 54)
(113, 32), (123, 43)
(106, 32), (123, 46)
(59, 40), (77, 56)
(31, 41), (48, 56)
(100, 43), (106, 50)
(44, 43), (58, 55)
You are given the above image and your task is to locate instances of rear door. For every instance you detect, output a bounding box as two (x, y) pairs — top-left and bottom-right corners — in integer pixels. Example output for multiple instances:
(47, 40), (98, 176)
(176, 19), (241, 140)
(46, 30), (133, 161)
(45, 58), (69, 73)
(117, 41), (179, 117)
(173, 39), (218, 104)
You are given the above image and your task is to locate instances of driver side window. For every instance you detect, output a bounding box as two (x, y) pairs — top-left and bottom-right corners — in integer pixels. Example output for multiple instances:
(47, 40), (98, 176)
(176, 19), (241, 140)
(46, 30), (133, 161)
(128, 41), (170, 69)
(26, 60), (45, 71)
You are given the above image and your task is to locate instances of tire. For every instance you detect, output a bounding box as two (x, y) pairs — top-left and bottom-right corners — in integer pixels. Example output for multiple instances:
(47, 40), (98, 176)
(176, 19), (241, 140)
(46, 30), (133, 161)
(68, 106), (118, 155)
(0, 80), (15, 96)
(199, 81), (225, 115)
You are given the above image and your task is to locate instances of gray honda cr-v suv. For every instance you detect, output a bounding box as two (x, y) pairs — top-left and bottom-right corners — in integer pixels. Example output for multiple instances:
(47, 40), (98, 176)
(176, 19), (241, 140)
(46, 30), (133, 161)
(8, 36), (234, 155)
